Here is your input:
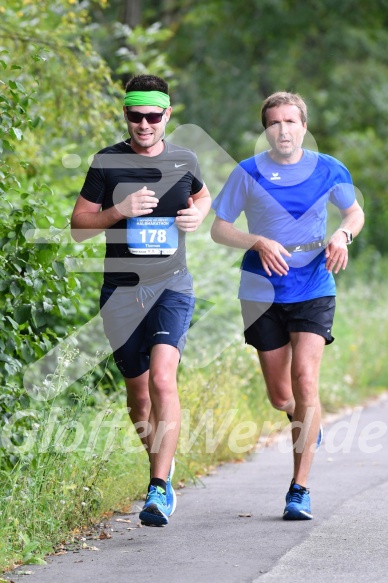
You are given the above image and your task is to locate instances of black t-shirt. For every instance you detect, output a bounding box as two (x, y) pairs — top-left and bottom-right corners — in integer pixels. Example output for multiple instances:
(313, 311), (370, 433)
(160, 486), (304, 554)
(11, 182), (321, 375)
(80, 140), (204, 286)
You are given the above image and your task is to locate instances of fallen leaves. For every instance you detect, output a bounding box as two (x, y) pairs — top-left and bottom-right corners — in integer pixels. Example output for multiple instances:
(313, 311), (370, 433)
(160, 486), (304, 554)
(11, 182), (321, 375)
(81, 544), (99, 552)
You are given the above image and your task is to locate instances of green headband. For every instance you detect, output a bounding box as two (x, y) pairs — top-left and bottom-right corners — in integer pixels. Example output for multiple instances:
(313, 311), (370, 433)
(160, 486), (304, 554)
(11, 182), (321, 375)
(124, 91), (170, 108)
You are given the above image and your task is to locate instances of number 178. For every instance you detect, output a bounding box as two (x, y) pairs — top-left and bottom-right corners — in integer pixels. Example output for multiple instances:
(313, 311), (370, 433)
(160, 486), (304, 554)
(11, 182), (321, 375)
(139, 229), (167, 243)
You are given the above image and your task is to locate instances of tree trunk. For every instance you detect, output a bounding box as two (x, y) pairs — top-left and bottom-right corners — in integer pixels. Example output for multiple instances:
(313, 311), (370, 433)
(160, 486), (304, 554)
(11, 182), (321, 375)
(122, 0), (141, 27)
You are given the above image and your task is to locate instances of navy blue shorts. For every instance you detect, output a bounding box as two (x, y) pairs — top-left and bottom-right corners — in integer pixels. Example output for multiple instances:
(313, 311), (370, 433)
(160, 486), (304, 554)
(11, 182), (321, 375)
(241, 296), (336, 352)
(100, 270), (195, 378)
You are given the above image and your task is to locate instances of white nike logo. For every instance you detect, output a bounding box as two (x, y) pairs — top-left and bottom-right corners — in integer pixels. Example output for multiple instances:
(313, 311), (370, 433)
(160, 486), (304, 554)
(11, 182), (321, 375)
(175, 163), (187, 168)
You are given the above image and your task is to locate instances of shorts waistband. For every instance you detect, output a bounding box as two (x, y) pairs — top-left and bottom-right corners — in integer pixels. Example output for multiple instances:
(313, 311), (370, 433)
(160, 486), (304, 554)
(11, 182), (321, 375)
(101, 267), (190, 310)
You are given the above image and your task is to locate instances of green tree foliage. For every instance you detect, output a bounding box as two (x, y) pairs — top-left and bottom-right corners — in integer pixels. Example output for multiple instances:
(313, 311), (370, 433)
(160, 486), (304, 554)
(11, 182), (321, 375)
(0, 0), (122, 468)
(88, 0), (175, 83)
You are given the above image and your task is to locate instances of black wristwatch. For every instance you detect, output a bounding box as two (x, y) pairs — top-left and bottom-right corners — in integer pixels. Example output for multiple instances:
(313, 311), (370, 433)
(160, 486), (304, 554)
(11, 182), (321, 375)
(339, 228), (353, 245)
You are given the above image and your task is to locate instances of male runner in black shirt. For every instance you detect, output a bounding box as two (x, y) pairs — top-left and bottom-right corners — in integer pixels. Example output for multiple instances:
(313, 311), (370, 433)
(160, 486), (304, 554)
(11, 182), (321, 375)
(71, 74), (211, 526)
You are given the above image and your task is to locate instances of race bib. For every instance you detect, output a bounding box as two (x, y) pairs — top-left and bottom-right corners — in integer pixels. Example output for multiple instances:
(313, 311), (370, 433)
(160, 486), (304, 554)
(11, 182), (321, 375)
(127, 217), (178, 255)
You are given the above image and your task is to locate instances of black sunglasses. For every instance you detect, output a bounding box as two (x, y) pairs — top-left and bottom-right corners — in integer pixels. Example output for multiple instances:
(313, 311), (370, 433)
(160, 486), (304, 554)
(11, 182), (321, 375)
(125, 108), (166, 124)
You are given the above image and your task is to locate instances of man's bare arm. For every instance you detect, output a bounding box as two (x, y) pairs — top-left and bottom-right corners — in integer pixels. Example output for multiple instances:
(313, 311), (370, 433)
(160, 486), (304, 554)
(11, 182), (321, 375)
(325, 200), (365, 273)
(211, 216), (291, 277)
(70, 186), (159, 242)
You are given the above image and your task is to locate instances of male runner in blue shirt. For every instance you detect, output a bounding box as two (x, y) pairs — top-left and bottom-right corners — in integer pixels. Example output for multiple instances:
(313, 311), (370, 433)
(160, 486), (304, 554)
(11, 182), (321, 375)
(211, 92), (364, 520)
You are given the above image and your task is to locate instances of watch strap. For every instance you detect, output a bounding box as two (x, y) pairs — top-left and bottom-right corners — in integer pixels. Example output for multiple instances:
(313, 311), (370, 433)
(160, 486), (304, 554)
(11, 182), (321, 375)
(339, 228), (353, 244)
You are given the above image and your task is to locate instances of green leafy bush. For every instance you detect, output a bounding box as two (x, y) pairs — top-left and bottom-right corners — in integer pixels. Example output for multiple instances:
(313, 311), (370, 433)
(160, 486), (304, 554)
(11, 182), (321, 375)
(0, 46), (75, 460)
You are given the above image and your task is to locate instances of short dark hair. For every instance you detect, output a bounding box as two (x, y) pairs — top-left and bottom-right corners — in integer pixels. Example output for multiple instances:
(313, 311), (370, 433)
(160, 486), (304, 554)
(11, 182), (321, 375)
(261, 92), (307, 128)
(125, 74), (169, 95)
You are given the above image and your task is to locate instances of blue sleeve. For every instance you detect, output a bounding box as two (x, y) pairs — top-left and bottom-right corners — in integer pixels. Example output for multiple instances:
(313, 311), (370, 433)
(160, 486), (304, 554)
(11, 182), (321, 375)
(328, 161), (356, 210)
(212, 164), (249, 223)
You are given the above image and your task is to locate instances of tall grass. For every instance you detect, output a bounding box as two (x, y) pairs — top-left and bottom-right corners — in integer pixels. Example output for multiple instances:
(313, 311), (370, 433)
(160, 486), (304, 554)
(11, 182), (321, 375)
(0, 349), (113, 570)
(320, 282), (388, 410)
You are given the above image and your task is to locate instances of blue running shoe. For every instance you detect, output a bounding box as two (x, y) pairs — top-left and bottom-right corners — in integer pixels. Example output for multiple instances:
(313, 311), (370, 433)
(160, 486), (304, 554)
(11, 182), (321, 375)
(287, 414), (323, 449)
(283, 481), (313, 520)
(165, 457), (177, 516)
(139, 486), (169, 526)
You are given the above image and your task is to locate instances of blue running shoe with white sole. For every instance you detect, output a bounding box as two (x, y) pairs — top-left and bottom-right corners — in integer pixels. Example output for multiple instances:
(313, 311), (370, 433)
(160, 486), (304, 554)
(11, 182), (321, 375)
(139, 486), (169, 526)
(283, 482), (313, 520)
(165, 457), (177, 516)
(287, 414), (323, 449)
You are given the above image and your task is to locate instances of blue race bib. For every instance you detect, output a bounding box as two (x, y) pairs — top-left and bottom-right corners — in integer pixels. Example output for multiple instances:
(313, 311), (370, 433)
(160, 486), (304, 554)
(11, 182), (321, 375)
(127, 217), (178, 255)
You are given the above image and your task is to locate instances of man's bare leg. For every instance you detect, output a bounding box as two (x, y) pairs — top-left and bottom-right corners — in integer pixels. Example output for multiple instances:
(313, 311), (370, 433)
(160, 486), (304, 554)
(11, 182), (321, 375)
(289, 331), (324, 487)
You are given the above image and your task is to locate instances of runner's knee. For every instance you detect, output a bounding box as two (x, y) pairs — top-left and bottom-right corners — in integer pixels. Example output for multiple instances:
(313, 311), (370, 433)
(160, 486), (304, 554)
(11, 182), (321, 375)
(149, 369), (177, 399)
(268, 393), (294, 411)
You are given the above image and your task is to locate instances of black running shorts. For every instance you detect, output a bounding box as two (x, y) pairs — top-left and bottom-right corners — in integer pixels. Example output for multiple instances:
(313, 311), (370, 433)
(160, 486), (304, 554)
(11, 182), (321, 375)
(241, 296), (336, 352)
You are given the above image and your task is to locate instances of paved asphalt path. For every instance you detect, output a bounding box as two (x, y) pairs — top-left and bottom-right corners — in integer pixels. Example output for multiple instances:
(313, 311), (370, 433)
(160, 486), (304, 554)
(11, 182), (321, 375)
(5, 395), (388, 583)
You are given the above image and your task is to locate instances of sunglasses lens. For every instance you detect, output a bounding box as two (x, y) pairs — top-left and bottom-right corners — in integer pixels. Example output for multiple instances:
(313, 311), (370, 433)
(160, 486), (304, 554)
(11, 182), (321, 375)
(146, 113), (164, 123)
(126, 111), (164, 124)
(146, 111), (164, 123)
(127, 112), (143, 123)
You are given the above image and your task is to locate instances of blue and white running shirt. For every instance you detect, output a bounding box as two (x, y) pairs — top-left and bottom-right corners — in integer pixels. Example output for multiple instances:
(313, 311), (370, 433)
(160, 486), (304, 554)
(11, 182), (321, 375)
(212, 150), (356, 303)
